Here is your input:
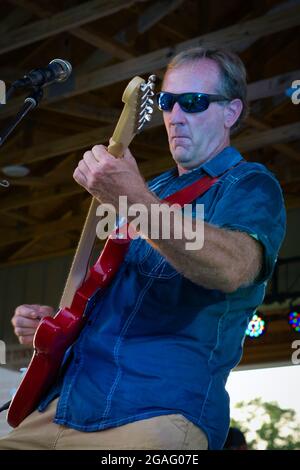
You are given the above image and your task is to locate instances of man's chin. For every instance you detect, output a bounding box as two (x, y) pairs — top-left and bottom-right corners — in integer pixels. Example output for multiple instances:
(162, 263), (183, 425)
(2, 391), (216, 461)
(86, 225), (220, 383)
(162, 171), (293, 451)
(172, 150), (191, 165)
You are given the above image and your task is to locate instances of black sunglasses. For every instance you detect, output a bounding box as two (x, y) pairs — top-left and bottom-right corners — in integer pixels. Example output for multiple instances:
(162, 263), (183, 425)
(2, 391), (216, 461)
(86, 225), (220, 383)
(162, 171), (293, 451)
(156, 92), (229, 113)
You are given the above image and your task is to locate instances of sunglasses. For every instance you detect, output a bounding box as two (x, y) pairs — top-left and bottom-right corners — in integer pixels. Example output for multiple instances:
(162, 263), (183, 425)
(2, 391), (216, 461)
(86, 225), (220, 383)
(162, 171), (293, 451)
(156, 92), (229, 113)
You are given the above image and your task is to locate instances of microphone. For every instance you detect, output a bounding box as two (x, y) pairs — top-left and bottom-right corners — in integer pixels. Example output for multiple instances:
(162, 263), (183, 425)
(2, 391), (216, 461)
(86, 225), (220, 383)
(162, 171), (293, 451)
(11, 59), (72, 90)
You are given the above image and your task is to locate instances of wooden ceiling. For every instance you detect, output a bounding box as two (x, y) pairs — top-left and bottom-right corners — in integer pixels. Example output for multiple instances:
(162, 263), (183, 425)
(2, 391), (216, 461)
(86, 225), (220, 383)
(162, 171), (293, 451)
(0, 0), (300, 267)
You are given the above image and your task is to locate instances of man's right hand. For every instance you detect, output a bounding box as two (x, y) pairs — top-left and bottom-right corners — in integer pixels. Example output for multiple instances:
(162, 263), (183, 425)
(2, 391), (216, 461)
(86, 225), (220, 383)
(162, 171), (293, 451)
(11, 304), (54, 346)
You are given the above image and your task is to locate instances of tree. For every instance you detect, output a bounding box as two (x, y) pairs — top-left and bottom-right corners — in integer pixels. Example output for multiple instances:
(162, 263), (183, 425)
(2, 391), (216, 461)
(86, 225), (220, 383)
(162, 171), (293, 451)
(230, 398), (300, 450)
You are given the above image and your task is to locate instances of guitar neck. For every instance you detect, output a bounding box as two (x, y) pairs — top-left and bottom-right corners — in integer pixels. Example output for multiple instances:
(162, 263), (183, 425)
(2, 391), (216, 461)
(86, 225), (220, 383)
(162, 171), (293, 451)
(59, 124), (130, 309)
(59, 75), (155, 308)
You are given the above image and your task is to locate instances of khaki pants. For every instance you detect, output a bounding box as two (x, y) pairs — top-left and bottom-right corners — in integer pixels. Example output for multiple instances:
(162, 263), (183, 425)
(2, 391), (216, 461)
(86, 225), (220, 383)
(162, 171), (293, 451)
(0, 399), (208, 450)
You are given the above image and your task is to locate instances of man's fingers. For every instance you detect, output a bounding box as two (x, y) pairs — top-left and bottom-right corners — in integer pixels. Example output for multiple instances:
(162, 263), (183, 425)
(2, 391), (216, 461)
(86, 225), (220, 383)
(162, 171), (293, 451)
(14, 327), (36, 337)
(13, 304), (54, 322)
(19, 336), (34, 346)
(91, 144), (107, 161)
(73, 167), (88, 185)
(83, 150), (100, 172)
(12, 316), (40, 329)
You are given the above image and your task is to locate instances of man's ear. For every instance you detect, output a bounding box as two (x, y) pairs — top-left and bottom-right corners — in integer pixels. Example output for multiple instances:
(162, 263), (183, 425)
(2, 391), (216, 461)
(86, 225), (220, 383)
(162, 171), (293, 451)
(224, 99), (243, 129)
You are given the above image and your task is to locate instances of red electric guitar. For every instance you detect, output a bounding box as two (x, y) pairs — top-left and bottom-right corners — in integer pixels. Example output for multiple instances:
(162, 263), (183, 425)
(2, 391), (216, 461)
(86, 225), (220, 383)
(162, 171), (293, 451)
(7, 75), (156, 428)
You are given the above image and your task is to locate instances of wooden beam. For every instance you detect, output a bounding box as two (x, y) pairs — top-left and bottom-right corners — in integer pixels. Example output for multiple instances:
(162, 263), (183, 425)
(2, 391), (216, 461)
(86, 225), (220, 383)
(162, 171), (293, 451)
(43, 101), (120, 123)
(8, 0), (133, 61)
(0, 184), (83, 212)
(117, 0), (184, 44)
(72, 28), (133, 60)
(0, 245), (78, 268)
(228, 0), (300, 53)
(0, 0), (137, 56)
(247, 116), (300, 163)
(0, 124), (114, 166)
(76, 0), (184, 73)
(7, 0), (58, 18)
(0, 7), (31, 35)
(1, 210), (38, 225)
(233, 121), (300, 153)
(8, 235), (44, 260)
(247, 69), (300, 101)
(0, 214), (85, 248)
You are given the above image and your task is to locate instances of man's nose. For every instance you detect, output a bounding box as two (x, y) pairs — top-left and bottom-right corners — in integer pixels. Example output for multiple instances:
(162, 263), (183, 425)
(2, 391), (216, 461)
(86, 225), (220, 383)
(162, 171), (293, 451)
(169, 102), (186, 125)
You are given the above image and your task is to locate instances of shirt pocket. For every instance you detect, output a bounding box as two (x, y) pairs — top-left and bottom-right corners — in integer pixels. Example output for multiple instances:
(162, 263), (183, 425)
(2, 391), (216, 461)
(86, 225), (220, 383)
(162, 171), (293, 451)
(127, 237), (179, 279)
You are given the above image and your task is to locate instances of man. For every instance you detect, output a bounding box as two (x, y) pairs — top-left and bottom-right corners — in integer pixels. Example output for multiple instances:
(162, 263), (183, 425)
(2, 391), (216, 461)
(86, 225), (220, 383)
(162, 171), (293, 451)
(1, 47), (286, 450)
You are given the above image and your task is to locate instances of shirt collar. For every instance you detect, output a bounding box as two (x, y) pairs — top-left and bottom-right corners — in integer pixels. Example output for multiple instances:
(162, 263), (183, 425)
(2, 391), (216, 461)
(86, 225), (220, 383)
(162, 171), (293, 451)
(201, 146), (244, 177)
(170, 146), (244, 180)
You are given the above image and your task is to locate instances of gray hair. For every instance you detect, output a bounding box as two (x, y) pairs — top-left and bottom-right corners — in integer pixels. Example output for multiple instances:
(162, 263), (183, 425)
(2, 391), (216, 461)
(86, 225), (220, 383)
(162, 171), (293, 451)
(165, 46), (249, 132)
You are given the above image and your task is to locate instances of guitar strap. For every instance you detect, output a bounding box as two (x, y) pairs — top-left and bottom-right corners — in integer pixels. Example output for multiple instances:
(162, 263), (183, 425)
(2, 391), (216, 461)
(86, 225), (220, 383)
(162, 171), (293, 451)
(163, 159), (244, 206)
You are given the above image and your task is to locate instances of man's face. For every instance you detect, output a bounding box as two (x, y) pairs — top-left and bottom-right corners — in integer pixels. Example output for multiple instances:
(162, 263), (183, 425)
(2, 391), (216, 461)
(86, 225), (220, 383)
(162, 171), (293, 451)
(162, 59), (230, 173)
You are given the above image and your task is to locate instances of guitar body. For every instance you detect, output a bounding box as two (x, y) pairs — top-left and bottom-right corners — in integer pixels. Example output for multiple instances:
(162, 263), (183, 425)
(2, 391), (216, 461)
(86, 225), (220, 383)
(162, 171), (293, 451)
(7, 237), (130, 428)
(7, 75), (155, 428)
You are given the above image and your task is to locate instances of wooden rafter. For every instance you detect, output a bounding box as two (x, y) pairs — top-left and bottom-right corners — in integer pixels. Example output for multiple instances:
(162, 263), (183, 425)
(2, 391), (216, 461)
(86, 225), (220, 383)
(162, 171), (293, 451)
(0, 0), (138, 56)
(7, 0), (133, 61)
(0, 7), (31, 35)
(234, 121), (300, 154)
(117, 0), (185, 44)
(247, 117), (300, 163)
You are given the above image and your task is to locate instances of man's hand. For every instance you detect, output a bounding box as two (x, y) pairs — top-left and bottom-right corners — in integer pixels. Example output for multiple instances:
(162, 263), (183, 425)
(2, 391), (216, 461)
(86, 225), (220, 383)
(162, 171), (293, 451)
(12, 304), (54, 346)
(73, 144), (149, 207)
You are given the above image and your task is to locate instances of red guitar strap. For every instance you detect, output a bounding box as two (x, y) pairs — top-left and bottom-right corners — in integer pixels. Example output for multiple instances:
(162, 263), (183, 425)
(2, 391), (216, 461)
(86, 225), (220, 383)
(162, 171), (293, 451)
(163, 174), (219, 206)
(163, 158), (245, 206)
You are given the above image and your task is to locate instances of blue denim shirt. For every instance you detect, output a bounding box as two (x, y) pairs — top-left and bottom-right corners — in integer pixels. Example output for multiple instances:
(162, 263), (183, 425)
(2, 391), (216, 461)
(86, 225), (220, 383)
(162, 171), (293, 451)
(39, 146), (286, 449)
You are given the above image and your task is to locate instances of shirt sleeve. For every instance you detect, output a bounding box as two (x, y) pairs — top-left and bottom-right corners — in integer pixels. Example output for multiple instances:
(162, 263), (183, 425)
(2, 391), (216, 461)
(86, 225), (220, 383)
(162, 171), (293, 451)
(208, 171), (286, 283)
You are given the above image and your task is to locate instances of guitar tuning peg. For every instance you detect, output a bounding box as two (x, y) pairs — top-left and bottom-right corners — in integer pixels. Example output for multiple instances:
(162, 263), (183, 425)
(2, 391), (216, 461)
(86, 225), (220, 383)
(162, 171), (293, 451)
(148, 74), (156, 83)
(147, 98), (154, 105)
(144, 114), (152, 122)
(145, 105), (153, 113)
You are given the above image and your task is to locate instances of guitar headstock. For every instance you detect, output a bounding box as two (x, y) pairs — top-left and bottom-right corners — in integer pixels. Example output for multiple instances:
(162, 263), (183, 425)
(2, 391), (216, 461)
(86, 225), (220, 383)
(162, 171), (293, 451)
(108, 75), (156, 158)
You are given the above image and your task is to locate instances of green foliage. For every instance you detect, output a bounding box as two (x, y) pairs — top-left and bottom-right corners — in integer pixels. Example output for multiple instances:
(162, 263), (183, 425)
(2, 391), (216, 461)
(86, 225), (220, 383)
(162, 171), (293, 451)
(230, 398), (300, 450)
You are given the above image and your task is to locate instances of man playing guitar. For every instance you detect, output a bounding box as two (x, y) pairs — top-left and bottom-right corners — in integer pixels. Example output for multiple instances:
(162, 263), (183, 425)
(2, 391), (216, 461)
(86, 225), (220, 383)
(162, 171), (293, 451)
(1, 46), (286, 450)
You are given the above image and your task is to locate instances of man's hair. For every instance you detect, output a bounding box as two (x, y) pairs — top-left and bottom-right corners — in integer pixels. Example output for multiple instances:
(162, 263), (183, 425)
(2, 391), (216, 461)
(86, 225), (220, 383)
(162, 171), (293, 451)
(165, 46), (249, 132)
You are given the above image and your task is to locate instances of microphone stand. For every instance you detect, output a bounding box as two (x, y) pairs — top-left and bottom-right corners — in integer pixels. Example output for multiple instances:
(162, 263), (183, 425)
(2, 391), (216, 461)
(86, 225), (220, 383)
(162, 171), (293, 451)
(0, 86), (44, 187)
